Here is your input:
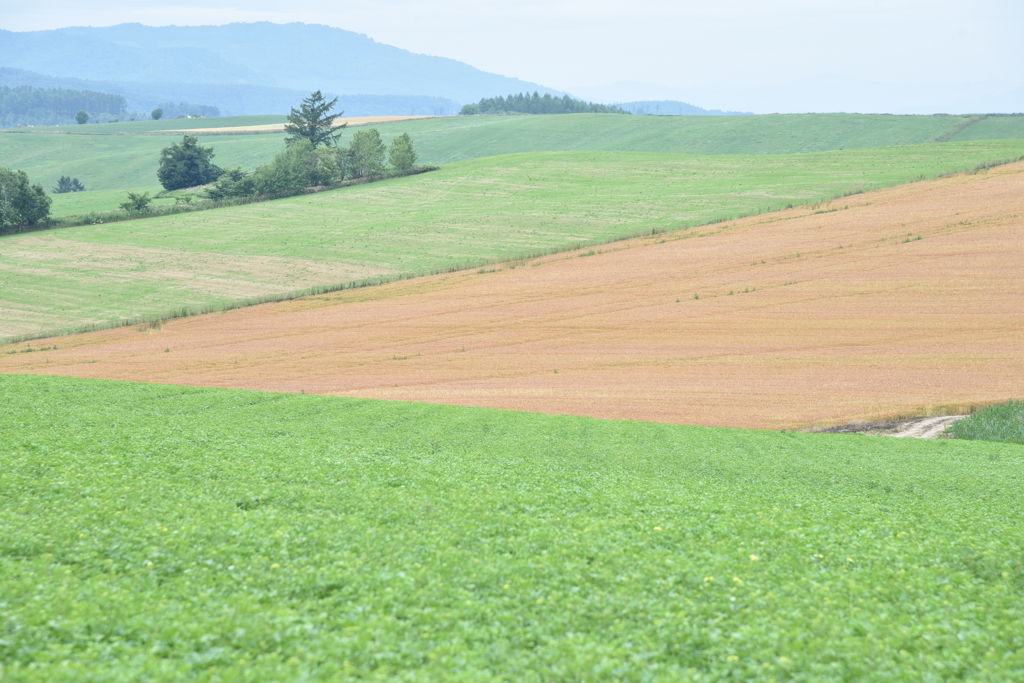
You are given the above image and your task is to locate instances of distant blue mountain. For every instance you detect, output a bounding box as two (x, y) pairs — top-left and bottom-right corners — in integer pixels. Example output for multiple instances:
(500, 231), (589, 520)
(617, 100), (752, 116)
(0, 22), (559, 111)
(0, 68), (460, 118)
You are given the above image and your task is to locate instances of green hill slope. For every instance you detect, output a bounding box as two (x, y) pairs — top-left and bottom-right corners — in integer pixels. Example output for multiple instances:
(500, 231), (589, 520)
(7, 112), (1024, 201)
(3, 141), (1023, 340)
(2, 374), (1022, 680)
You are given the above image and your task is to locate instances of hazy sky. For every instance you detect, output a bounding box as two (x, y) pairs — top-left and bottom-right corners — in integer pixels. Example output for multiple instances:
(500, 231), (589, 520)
(4, 0), (1023, 112)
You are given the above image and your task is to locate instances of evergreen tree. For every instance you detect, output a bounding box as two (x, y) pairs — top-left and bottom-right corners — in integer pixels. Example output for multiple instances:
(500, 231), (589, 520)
(285, 91), (345, 148)
(156, 135), (222, 191)
(52, 176), (85, 193)
(388, 133), (417, 171)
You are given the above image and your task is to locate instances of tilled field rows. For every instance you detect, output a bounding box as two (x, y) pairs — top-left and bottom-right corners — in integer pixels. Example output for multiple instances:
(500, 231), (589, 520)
(3, 162), (1023, 429)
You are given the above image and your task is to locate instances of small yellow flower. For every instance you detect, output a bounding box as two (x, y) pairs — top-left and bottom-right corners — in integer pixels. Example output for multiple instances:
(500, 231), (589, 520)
(653, 526), (662, 531)
(726, 655), (739, 662)
(703, 576), (714, 582)
(846, 557), (854, 563)
(145, 561), (153, 568)
(271, 563), (281, 569)
(779, 656), (792, 664)
(733, 576), (743, 584)
(749, 554), (760, 562)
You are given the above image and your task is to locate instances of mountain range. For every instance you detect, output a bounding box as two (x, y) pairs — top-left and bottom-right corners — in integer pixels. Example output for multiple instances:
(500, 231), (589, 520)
(0, 22), (558, 114)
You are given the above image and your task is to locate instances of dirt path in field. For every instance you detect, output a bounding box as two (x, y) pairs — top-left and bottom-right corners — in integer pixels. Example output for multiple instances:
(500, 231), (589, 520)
(170, 115), (443, 135)
(3, 162), (1023, 430)
(819, 415), (967, 438)
(888, 416), (966, 438)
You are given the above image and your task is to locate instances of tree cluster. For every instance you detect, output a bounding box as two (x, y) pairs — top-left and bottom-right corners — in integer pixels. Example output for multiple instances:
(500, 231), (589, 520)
(52, 176), (86, 194)
(204, 130), (418, 200)
(157, 135), (223, 191)
(0, 85), (127, 127)
(460, 92), (629, 116)
(0, 167), (51, 234)
(154, 102), (220, 119)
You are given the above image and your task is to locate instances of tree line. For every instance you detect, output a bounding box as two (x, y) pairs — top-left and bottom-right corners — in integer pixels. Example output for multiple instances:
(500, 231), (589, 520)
(159, 91), (420, 201)
(0, 91), (426, 234)
(460, 92), (629, 116)
(0, 85), (127, 127)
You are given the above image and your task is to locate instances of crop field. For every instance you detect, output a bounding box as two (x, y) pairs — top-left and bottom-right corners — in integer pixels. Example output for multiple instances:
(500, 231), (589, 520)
(8, 159), (1022, 429)
(3, 141), (1024, 340)
(368, 112), (1024, 163)
(0, 130), (287, 193)
(1, 372), (1022, 681)
(6, 112), (1024, 200)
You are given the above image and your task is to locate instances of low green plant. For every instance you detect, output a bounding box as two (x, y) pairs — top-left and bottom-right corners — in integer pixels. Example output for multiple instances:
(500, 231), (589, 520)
(1, 374), (1023, 680)
(949, 400), (1024, 444)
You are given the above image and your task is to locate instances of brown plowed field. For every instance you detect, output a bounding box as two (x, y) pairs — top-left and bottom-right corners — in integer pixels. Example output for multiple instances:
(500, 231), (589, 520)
(4, 162), (1024, 429)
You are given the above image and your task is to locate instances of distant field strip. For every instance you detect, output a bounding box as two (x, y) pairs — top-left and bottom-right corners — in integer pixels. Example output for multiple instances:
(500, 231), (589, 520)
(3, 142), (1023, 339)
(172, 114), (441, 134)
(8, 160), (1022, 429)
(7, 113), (1024, 194)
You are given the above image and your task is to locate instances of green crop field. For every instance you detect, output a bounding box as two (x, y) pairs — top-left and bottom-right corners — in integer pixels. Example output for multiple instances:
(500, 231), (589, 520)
(1, 373), (1022, 680)
(6, 112), (1024, 208)
(0, 130), (287, 195)
(374, 112), (1024, 164)
(3, 140), (1024, 341)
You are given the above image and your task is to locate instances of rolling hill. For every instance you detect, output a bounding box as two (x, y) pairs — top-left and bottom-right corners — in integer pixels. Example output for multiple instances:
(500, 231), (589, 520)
(3, 158), (1023, 429)
(7, 113), (1024, 202)
(2, 142), (1022, 340)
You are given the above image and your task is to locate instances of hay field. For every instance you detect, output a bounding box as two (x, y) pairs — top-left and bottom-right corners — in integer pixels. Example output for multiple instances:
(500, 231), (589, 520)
(173, 114), (441, 134)
(4, 143), (1022, 340)
(4, 161), (1022, 429)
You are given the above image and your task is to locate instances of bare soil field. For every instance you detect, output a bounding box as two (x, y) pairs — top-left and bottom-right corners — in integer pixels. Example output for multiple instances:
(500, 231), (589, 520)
(3, 162), (1023, 429)
(169, 115), (442, 134)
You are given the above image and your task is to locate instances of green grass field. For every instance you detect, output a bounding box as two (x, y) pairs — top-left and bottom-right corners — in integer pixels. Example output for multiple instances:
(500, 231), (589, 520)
(4, 140), (1024, 340)
(6, 113), (1024, 205)
(951, 401), (1024, 445)
(1, 373), (1022, 681)
(2, 114), (289, 135)
(0, 130), (287, 195)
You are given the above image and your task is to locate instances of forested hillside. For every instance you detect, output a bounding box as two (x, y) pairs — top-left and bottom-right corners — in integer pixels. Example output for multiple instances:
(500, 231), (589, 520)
(0, 85), (126, 126)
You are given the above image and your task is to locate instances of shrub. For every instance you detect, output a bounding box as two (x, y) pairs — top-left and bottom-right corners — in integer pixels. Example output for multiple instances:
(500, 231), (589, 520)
(252, 140), (340, 195)
(118, 191), (152, 212)
(204, 167), (255, 200)
(151, 108), (163, 120)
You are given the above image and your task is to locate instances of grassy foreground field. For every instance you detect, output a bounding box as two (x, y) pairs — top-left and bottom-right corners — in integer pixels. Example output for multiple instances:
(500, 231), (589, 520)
(3, 141), (1024, 340)
(1, 373), (1022, 681)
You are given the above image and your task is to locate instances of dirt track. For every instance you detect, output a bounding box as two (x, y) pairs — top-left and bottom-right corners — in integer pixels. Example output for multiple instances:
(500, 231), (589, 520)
(3, 162), (1023, 430)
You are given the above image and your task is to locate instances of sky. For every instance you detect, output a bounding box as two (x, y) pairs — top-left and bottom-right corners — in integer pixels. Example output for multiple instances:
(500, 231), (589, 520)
(3, 0), (1023, 113)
